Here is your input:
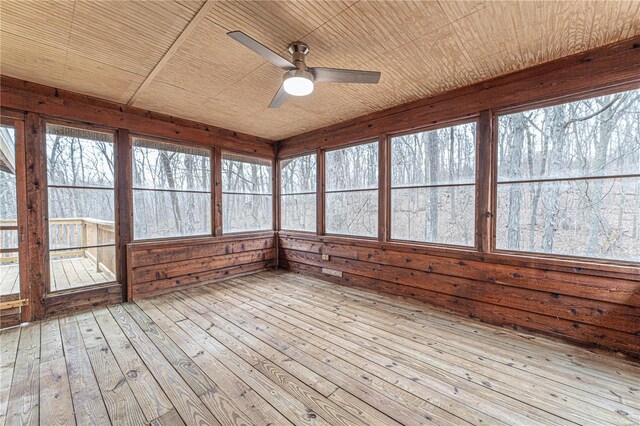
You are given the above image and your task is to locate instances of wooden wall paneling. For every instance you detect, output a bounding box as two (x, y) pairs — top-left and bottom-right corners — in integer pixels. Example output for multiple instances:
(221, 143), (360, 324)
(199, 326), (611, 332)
(127, 234), (276, 299)
(0, 76), (275, 157)
(278, 36), (640, 157)
(316, 148), (325, 235)
(475, 110), (493, 253)
(24, 112), (47, 320)
(213, 148), (223, 237)
(116, 129), (132, 300)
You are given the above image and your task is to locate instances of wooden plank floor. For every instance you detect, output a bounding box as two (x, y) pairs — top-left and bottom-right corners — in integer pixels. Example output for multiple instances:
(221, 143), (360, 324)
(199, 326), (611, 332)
(1, 270), (639, 425)
(0, 258), (114, 296)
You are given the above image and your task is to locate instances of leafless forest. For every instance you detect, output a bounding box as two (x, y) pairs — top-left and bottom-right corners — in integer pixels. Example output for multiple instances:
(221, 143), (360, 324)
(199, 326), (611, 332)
(222, 154), (272, 233)
(1, 90), (638, 267)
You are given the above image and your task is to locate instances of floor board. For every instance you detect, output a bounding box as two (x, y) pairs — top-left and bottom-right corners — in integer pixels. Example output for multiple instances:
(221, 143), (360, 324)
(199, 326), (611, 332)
(1, 270), (639, 425)
(0, 257), (114, 297)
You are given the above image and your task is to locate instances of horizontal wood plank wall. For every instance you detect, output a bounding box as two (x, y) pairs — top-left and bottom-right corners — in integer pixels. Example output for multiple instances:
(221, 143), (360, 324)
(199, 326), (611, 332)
(278, 234), (640, 358)
(128, 234), (276, 299)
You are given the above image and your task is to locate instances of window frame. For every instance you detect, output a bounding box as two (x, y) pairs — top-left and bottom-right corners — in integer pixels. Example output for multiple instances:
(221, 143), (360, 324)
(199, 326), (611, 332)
(278, 151), (318, 234)
(387, 118), (479, 250)
(221, 150), (275, 235)
(44, 119), (120, 292)
(130, 133), (215, 242)
(490, 88), (640, 266)
(323, 139), (380, 239)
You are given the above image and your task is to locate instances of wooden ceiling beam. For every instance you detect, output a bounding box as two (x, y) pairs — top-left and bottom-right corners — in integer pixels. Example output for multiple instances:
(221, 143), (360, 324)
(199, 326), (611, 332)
(127, 0), (216, 106)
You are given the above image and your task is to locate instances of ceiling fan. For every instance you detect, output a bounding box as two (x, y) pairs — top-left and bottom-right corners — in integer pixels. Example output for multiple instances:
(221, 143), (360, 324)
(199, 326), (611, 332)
(227, 31), (381, 108)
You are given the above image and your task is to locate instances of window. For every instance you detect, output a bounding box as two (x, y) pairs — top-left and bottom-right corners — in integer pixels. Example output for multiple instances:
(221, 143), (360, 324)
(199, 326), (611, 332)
(0, 123), (19, 296)
(496, 88), (640, 262)
(46, 124), (116, 291)
(391, 122), (476, 246)
(133, 137), (211, 240)
(222, 153), (272, 233)
(325, 142), (378, 237)
(280, 153), (317, 232)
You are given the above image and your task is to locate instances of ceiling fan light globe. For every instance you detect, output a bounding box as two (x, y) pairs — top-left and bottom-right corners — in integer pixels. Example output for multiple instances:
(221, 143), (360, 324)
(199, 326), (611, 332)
(283, 69), (314, 96)
(284, 77), (314, 96)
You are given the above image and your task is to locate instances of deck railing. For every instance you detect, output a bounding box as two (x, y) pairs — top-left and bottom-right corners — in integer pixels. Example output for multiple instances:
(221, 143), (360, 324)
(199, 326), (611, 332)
(0, 218), (115, 278)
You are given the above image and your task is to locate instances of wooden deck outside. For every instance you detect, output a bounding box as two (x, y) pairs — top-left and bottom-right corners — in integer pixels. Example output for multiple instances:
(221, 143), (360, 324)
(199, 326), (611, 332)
(1, 270), (638, 425)
(0, 257), (114, 296)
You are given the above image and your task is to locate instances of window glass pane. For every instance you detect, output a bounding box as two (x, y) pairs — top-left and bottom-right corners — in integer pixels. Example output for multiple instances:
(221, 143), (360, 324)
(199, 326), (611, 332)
(0, 125), (18, 296)
(133, 190), (211, 239)
(498, 89), (640, 182)
(0, 252), (19, 296)
(46, 124), (114, 188)
(391, 186), (475, 246)
(133, 137), (210, 191)
(50, 245), (116, 291)
(326, 190), (378, 237)
(281, 154), (316, 194)
(223, 193), (272, 233)
(47, 124), (117, 291)
(281, 194), (316, 232)
(326, 142), (378, 191)
(49, 189), (116, 250)
(222, 154), (272, 194)
(391, 122), (476, 187)
(496, 177), (640, 262)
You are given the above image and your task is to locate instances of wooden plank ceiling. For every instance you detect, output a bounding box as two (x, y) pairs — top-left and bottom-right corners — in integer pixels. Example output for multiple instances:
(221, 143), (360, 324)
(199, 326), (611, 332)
(1, 1), (639, 140)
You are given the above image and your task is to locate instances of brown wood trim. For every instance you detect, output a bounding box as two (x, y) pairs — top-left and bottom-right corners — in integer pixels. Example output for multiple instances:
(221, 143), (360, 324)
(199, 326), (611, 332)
(0, 76), (275, 157)
(278, 36), (640, 156)
(116, 129), (132, 296)
(378, 134), (389, 242)
(24, 112), (47, 319)
(0, 108), (25, 120)
(128, 231), (275, 250)
(476, 111), (493, 253)
(213, 148), (223, 237)
(44, 282), (123, 318)
(272, 156), (278, 232)
(316, 147), (325, 235)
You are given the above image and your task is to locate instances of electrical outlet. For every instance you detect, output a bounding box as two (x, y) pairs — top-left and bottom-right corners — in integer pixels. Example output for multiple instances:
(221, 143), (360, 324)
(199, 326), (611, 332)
(321, 254), (330, 261)
(322, 268), (342, 277)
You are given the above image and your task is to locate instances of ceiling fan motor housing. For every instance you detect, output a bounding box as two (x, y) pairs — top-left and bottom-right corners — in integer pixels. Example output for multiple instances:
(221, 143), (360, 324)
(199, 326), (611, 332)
(288, 42), (310, 70)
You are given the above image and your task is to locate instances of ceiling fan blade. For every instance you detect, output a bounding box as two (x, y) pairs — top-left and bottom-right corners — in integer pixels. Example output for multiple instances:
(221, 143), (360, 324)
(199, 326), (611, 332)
(268, 84), (289, 108)
(310, 67), (381, 84)
(227, 31), (295, 70)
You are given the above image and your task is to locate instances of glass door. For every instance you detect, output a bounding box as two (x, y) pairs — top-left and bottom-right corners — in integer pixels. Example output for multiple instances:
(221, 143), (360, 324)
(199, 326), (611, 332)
(0, 117), (25, 324)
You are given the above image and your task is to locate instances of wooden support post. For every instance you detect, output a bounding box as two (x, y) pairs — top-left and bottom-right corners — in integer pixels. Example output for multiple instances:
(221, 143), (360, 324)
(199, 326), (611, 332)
(24, 112), (47, 319)
(316, 147), (325, 236)
(116, 129), (132, 299)
(378, 134), (389, 242)
(273, 155), (280, 269)
(213, 149), (223, 236)
(476, 110), (494, 253)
